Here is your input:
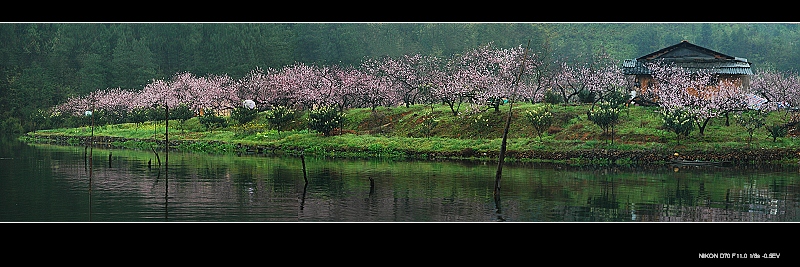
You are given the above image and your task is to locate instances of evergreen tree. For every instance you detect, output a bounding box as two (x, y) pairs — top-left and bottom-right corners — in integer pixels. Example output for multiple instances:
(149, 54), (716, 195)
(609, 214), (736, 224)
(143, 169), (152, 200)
(111, 34), (157, 89)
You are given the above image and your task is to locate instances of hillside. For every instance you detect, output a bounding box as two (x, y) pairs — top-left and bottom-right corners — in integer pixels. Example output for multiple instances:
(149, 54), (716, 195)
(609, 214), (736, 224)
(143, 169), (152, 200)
(5, 23), (800, 135)
(21, 103), (800, 166)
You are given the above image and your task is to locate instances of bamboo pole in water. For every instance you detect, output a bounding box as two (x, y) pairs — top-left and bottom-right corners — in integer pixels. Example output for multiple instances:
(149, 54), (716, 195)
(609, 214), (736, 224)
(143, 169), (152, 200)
(494, 40), (530, 197)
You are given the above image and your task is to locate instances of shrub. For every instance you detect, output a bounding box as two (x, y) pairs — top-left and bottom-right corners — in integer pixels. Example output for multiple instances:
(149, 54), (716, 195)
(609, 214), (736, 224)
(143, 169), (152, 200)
(577, 90), (596, 103)
(661, 108), (694, 144)
(198, 109), (228, 132)
(170, 104), (195, 122)
(420, 111), (439, 138)
(1, 117), (24, 134)
(230, 106), (258, 125)
(543, 90), (563, 104)
(28, 109), (51, 132)
(128, 107), (149, 127)
(146, 105), (167, 122)
(600, 88), (629, 108)
(103, 106), (128, 125)
(169, 104), (195, 131)
(735, 109), (766, 145)
(524, 104), (553, 142)
(265, 105), (297, 136)
(588, 103), (620, 144)
(89, 109), (108, 126)
(766, 123), (788, 142)
(64, 114), (90, 128)
(308, 106), (344, 136)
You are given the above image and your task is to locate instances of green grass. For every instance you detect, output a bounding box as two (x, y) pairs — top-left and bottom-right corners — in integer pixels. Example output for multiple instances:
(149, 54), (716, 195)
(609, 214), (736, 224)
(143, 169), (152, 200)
(22, 103), (800, 164)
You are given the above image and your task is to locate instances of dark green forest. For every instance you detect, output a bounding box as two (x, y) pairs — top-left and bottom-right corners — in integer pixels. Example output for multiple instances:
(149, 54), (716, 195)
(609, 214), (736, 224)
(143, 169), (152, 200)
(2, 23), (800, 134)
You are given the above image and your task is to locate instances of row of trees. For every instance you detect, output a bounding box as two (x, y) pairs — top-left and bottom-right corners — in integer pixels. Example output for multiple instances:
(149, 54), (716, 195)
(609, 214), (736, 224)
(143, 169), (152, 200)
(52, 43), (553, 119)
(7, 23), (800, 134)
(47, 42), (646, 135)
(44, 39), (800, 144)
(651, 63), (800, 141)
(526, 60), (800, 145)
(48, 44), (800, 141)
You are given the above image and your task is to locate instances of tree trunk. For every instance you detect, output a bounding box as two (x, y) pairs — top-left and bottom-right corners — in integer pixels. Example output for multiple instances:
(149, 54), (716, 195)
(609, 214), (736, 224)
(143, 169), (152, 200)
(494, 103), (513, 195)
(697, 117), (712, 136)
(495, 39), (530, 197)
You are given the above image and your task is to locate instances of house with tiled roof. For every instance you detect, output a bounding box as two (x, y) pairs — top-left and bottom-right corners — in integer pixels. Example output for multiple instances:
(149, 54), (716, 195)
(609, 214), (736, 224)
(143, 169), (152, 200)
(622, 40), (752, 104)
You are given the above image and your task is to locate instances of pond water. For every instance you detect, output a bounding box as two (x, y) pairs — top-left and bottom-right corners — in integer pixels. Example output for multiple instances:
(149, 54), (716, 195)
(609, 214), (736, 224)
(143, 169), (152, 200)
(2, 136), (800, 222)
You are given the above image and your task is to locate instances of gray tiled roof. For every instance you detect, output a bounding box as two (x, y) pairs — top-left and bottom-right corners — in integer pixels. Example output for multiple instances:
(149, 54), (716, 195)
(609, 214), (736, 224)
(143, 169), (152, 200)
(623, 59), (753, 75)
(623, 41), (752, 76)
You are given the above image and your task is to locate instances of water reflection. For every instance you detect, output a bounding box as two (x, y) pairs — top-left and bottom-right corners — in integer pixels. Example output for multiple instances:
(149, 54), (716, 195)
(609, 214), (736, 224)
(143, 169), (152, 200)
(2, 139), (800, 222)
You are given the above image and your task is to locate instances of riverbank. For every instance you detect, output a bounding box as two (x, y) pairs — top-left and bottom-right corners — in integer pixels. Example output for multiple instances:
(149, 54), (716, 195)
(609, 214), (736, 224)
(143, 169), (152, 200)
(19, 103), (800, 166)
(19, 133), (800, 167)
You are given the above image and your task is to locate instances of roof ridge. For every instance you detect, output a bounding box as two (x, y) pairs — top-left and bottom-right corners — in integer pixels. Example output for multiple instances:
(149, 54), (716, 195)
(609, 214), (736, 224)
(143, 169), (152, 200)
(636, 41), (737, 61)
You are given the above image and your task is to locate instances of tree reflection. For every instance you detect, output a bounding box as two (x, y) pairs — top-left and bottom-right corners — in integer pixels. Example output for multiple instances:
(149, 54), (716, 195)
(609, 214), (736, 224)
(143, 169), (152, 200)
(494, 191), (506, 222)
(29, 144), (800, 222)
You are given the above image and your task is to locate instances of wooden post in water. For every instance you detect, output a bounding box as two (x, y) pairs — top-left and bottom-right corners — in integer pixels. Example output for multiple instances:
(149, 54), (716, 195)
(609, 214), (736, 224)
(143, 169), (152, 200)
(89, 146), (93, 221)
(89, 103), (95, 221)
(165, 105), (169, 166)
(108, 152), (112, 168)
(300, 151), (308, 210)
(164, 104), (170, 221)
(90, 108), (94, 142)
(300, 181), (308, 211)
(494, 40), (530, 197)
(494, 189), (505, 222)
(84, 146), (88, 172)
(494, 102), (514, 195)
(301, 153), (308, 183)
(151, 147), (161, 166)
(164, 148), (169, 221)
(369, 177), (375, 196)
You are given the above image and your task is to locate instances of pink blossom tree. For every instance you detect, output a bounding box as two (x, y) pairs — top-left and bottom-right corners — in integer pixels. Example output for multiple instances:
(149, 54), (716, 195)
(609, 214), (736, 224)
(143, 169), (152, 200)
(317, 65), (374, 112)
(276, 62), (325, 110)
(749, 68), (800, 111)
(198, 73), (239, 112)
(351, 69), (397, 111)
(132, 78), (172, 110)
(749, 68), (800, 138)
(235, 67), (279, 110)
(552, 52), (629, 107)
(131, 73), (239, 115)
(434, 58), (473, 116)
(55, 71), (241, 121)
(646, 61), (748, 135)
(234, 63), (323, 111)
(52, 86), (147, 128)
(361, 54), (442, 108)
(551, 61), (590, 104)
(465, 43), (542, 105)
(435, 43), (543, 115)
(168, 72), (238, 113)
(584, 63), (629, 106)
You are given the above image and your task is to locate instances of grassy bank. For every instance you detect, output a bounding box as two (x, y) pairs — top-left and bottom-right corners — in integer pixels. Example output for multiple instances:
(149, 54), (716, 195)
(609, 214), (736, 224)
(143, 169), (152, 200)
(20, 103), (800, 166)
